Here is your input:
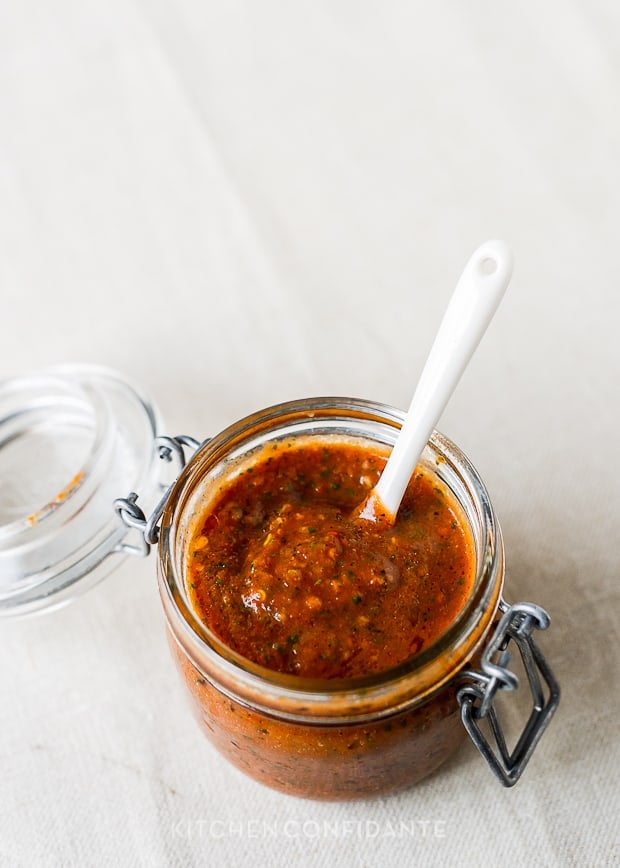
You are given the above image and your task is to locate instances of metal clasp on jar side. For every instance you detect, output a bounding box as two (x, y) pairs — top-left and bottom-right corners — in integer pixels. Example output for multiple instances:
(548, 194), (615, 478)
(114, 435), (202, 557)
(457, 601), (560, 787)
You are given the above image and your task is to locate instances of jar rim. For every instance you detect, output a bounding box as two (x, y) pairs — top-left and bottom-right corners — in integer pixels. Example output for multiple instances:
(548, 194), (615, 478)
(159, 397), (504, 720)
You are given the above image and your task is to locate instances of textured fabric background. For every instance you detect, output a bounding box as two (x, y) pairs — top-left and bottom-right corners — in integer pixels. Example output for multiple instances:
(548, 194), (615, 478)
(1, 2), (619, 866)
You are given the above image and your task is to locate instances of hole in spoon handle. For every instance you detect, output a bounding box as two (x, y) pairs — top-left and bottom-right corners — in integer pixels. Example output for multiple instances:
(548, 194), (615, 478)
(469, 240), (513, 298)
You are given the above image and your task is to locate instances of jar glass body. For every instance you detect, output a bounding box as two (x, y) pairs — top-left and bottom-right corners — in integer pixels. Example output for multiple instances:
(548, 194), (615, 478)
(158, 398), (504, 800)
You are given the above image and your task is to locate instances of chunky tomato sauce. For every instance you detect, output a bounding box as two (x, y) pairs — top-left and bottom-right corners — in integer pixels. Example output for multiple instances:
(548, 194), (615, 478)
(187, 437), (475, 679)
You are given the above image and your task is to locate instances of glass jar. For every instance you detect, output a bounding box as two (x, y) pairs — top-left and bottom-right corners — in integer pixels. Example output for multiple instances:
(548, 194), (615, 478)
(156, 398), (559, 799)
(0, 371), (559, 796)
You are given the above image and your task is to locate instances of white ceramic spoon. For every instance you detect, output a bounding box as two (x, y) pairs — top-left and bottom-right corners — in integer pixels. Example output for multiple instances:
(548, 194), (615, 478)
(358, 239), (513, 523)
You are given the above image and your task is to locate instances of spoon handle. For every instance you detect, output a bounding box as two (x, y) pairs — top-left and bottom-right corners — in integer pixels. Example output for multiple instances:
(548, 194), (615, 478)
(367, 240), (513, 521)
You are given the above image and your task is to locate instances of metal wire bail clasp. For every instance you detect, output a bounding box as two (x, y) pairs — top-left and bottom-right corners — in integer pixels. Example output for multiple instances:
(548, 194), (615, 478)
(113, 435), (202, 557)
(457, 601), (560, 787)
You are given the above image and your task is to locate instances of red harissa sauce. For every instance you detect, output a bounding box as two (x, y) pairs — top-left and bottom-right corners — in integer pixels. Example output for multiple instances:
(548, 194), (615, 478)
(187, 438), (475, 679)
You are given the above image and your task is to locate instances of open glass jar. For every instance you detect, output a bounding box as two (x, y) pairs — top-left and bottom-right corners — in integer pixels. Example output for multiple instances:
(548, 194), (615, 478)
(0, 368), (559, 798)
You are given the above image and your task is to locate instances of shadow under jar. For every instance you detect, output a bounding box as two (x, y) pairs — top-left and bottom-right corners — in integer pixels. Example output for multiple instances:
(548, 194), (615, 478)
(157, 398), (559, 800)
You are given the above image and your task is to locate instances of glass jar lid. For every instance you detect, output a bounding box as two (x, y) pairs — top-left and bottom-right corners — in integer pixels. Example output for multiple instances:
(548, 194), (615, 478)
(0, 364), (163, 616)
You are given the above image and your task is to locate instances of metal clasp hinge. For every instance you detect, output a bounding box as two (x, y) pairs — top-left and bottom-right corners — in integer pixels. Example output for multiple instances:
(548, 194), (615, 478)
(457, 601), (560, 787)
(113, 435), (202, 557)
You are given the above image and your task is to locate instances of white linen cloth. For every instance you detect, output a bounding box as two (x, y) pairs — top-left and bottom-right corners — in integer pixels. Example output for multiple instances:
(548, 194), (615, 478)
(1, 2), (618, 865)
